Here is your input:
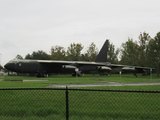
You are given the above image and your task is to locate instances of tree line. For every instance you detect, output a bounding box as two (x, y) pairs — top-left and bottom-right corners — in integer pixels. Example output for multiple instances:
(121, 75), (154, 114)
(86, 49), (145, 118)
(16, 31), (160, 76)
(16, 42), (100, 62)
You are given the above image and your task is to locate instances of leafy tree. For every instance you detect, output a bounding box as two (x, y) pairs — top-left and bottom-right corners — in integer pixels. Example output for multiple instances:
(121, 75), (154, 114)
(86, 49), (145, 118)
(50, 46), (66, 60)
(148, 32), (160, 77)
(66, 43), (83, 61)
(154, 32), (160, 76)
(107, 41), (119, 63)
(15, 54), (23, 59)
(25, 50), (50, 60)
(146, 38), (156, 67)
(138, 32), (151, 66)
(0, 64), (3, 70)
(25, 54), (32, 59)
(83, 42), (98, 61)
(120, 38), (139, 65)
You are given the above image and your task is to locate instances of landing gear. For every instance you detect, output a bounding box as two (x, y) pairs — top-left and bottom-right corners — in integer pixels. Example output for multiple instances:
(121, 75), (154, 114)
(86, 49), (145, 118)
(133, 73), (137, 77)
(99, 72), (108, 76)
(36, 72), (48, 77)
(72, 71), (82, 77)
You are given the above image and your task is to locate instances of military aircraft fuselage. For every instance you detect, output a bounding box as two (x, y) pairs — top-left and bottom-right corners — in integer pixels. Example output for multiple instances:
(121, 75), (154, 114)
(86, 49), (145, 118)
(4, 59), (111, 76)
(4, 60), (63, 74)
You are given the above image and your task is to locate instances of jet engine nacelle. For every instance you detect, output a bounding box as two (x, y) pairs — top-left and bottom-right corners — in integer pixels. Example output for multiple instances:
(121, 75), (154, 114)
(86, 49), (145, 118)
(62, 65), (77, 69)
(97, 66), (112, 71)
(122, 67), (135, 71)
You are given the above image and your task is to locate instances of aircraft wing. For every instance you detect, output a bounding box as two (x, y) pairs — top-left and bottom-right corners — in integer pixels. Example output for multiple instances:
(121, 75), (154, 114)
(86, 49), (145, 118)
(38, 60), (153, 70)
(109, 63), (153, 71)
(37, 60), (111, 67)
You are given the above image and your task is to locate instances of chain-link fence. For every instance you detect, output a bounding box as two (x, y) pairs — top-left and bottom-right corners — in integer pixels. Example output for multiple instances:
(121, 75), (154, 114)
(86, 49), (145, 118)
(0, 88), (160, 120)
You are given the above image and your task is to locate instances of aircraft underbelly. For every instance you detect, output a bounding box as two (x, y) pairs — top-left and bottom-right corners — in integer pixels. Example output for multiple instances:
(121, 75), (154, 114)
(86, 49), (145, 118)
(79, 66), (97, 72)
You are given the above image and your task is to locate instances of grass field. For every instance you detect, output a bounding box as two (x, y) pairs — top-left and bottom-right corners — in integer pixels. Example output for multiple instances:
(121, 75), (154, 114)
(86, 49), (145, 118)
(0, 74), (160, 119)
(1, 73), (160, 90)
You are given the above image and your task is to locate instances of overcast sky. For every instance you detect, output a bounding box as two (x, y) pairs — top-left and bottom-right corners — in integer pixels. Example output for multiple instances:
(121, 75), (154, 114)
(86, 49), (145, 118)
(1, 0), (160, 65)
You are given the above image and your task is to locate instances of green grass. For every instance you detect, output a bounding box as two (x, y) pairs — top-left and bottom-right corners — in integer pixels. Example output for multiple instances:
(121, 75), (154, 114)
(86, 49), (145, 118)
(0, 90), (65, 119)
(0, 74), (160, 119)
(70, 90), (160, 120)
(0, 89), (160, 119)
(1, 73), (160, 89)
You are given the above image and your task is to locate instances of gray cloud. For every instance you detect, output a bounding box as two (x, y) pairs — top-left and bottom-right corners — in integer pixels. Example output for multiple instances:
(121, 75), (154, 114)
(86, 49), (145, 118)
(0, 0), (160, 65)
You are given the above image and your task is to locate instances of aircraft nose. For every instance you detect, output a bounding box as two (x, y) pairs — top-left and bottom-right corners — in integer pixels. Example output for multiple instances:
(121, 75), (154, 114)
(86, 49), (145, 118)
(4, 63), (13, 70)
(4, 63), (9, 69)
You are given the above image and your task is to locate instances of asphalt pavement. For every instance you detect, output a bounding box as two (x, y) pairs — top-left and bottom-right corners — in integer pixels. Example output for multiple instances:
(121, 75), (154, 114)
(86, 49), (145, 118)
(46, 82), (160, 88)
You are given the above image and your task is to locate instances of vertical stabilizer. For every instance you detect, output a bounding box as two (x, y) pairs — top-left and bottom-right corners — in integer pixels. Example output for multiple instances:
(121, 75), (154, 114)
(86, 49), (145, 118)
(94, 40), (108, 62)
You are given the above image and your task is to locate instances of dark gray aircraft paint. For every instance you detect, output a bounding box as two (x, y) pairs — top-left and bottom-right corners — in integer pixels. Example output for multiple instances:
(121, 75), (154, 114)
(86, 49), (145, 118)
(5, 40), (111, 77)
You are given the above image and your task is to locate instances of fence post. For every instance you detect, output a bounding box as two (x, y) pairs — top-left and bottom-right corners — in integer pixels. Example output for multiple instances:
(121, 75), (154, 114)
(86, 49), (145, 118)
(66, 86), (69, 120)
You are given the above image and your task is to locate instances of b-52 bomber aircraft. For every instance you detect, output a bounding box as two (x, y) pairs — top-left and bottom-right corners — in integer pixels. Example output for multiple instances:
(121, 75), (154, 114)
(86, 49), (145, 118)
(4, 40), (112, 77)
(4, 40), (153, 77)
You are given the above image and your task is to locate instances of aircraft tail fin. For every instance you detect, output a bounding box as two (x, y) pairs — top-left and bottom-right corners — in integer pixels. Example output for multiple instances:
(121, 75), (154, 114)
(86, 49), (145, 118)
(94, 40), (108, 62)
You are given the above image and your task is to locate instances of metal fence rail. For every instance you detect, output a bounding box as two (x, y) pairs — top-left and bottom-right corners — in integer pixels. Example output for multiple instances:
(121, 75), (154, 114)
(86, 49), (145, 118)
(0, 88), (160, 120)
